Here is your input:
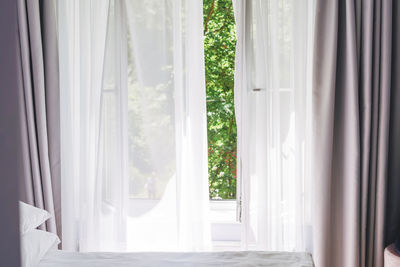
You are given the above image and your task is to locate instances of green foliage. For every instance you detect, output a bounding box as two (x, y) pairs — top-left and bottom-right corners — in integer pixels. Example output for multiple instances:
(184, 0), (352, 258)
(204, 0), (237, 199)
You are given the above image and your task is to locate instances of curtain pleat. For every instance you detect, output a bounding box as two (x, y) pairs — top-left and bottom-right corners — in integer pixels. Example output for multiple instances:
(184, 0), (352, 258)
(386, 0), (400, 256)
(313, 0), (399, 266)
(59, 0), (211, 252)
(58, 0), (111, 251)
(234, 0), (314, 252)
(17, 0), (60, 237)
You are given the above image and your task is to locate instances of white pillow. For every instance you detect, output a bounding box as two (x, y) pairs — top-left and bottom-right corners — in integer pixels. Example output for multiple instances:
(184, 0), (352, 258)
(19, 201), (51, 234)
(20, 229), (60, 267)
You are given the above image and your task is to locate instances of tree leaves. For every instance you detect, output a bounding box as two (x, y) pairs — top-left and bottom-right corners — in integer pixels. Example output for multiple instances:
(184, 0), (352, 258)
(204, 0), (237, 199)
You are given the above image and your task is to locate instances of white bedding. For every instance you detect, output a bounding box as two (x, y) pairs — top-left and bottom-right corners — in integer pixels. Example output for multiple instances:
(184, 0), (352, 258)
(38, 250), (313, 267)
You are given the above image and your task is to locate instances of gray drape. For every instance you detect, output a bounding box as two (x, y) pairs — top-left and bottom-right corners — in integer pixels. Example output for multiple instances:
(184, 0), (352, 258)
(17, 0), (60, 238)
(313, 0), (400, 267)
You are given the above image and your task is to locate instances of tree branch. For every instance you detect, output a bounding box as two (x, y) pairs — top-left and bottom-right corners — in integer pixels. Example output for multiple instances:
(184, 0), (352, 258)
(204, 0), (216, 35)
(210, 3), (234, 34)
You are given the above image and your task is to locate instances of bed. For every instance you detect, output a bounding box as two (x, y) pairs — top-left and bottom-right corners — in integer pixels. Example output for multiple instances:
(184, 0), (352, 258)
(20, 202), (313, 267)
(38, 250), (314, 267)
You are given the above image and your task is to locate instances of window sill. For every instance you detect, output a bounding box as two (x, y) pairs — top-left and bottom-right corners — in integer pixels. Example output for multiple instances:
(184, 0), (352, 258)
(212, 240), (241, 251)
(210, 200), (241, 242)
(126, 199), (241, 243)
(209, 200), (237, 223)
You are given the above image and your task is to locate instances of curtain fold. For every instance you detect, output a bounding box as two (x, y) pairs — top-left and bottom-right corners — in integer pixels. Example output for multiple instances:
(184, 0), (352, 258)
(17, 0), (60, 237)
(59, 0), (113, 251)
(59, 0), (211, 252)
(234, 0), (314, 252)
(313, 0), (400, 266)
(386, 0), (400, 255)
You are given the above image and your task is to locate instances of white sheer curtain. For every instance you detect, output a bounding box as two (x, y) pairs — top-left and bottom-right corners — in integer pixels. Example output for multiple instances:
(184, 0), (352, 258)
(234, 0), (315, 251)
(123, 0), (210, 251)
(59, 0), (122, 252)
(59, 0), (210, 252)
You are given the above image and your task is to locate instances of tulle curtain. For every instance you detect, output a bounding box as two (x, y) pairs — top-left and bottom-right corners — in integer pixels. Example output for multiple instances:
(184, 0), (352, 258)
(59, 0), (210, 252)
(123, 0), (211, 251)
(58, 0), (119, 251)
(234, 0), (315, 251)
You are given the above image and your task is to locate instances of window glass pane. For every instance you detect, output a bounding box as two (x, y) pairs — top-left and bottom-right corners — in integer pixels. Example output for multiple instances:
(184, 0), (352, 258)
(126, 1), (176, 200)
(204, 0), (237, 200)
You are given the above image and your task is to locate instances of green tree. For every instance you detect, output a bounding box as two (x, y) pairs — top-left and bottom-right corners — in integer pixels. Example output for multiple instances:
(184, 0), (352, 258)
(203, 0), (237, 199)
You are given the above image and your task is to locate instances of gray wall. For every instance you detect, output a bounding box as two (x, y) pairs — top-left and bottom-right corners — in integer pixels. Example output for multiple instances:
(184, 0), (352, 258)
(0, 0), (21, 266)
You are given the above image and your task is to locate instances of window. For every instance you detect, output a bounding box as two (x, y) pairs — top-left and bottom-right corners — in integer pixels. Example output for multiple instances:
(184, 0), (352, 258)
(204, 0), (240, 247)
(204, 0), (237, 201)
(101, 0), (241, 249)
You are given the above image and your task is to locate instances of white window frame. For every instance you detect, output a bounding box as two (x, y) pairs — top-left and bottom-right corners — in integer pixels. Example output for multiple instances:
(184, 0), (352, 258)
(210, 200), (241, 250)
